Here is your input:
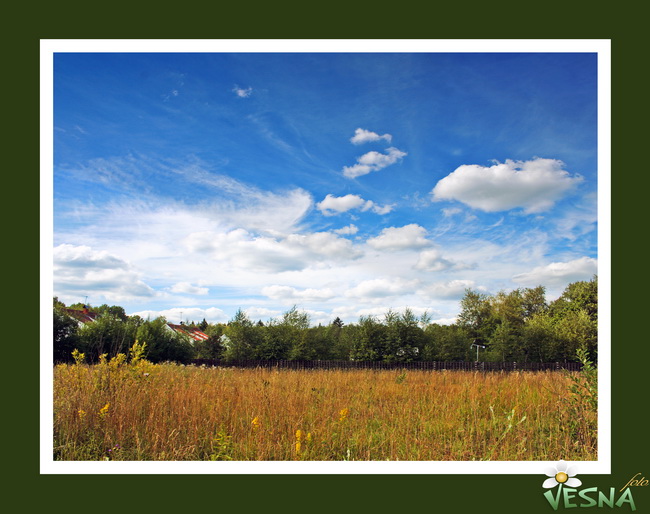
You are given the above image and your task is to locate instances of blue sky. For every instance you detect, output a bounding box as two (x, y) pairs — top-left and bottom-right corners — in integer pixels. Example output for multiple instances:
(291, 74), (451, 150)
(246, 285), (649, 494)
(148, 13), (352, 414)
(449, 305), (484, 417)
(52, 48), (600, 326)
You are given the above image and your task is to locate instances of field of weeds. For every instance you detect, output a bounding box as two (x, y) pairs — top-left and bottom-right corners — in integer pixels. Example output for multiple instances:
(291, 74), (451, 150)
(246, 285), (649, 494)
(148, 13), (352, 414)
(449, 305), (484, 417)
(53, 359), (597, 461)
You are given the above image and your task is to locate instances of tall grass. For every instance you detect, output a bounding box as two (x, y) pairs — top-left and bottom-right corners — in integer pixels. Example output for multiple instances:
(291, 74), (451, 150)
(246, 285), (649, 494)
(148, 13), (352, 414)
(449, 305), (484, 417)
(53, 360), (597, 461)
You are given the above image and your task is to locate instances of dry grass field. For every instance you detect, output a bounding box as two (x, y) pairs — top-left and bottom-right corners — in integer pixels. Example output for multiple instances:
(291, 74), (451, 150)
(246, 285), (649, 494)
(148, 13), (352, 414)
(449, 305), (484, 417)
(53, 357), (597, 461)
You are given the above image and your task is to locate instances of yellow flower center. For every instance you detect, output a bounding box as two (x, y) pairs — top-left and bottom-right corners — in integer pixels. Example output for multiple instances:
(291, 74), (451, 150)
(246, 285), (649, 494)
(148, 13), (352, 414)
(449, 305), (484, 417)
(555, 472), (569, 484)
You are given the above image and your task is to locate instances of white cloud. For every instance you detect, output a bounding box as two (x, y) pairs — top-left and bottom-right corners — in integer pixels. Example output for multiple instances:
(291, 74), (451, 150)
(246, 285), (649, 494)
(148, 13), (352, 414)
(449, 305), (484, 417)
(53, 244), (157, 303)
(317, 194), (393, 216)
(343, 147), (407, 179)
(345, 278), (419, 300)
(414, 249), (454, 272)
(317, 194), (366, 215)
(431, 158), (583, 213)
(350, 128), (392, 145)
(420, 280), (480, 300)
(183, 229), (362, 273)
(333, 224), (359, 235)
(261, 285), (336, 302)
(232, 85), (253, 98)
(131, 307), (229, 324)
(442, 207), (463, 217)
(243, 307), (282, 322)
(169, 282), (209, 295)
(367, 224), (430, 251)
(512, 256), (597, 288)
(366, 202), (395, 215)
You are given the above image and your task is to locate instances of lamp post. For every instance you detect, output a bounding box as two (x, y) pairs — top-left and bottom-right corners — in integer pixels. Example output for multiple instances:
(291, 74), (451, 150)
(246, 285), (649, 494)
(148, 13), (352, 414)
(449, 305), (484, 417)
(470, 342), (486, 362)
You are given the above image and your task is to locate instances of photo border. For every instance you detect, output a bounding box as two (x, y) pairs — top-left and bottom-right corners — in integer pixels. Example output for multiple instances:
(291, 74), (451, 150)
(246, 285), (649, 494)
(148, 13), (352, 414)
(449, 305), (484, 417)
(41, 38), (611, 476)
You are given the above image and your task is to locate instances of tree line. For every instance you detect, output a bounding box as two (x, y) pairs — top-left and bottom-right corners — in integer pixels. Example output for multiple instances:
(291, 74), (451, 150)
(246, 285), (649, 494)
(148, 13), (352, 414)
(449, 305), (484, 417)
(53, 276), (597, 365)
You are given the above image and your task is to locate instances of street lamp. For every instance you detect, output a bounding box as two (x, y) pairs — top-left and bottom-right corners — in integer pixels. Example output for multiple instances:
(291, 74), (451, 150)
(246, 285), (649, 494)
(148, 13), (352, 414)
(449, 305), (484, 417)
(470, 342), (486, 362)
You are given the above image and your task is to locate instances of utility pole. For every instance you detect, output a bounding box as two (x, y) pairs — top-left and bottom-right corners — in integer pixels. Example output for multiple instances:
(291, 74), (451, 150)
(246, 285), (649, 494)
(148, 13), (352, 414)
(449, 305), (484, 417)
(470, 342), (486, 362)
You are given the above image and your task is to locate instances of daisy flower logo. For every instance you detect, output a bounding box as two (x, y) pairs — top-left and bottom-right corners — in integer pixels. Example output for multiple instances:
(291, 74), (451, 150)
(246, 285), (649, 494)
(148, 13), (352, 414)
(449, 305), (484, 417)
(543, 460), (582, 489)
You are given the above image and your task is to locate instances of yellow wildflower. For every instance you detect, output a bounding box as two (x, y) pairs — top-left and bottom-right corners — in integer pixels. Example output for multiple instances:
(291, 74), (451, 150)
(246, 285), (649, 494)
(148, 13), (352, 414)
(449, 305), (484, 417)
(78, 409), (86, 420)
(295, 429), (302, 454)
(339, 408), (349, 422)
(251, 416), (260, 429)
(99, 402), (110, 418)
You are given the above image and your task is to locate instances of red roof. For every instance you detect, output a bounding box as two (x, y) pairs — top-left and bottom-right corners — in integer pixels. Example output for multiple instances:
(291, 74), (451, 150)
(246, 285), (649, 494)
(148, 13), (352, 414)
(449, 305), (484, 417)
(63, 308), (99, 324)
(167, 323), (210, 342)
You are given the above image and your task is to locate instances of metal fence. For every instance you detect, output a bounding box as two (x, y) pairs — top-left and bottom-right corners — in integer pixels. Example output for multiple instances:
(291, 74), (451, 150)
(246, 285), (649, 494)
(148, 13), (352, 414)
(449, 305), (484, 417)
(189, 359), (583, 372)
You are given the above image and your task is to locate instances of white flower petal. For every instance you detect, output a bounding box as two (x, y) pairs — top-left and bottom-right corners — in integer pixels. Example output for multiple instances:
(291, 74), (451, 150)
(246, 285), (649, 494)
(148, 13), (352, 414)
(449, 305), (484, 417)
(566, 465), (578, 477)
(556, 460), (568, 472)
(544, 466), (558, 477)
(542, 477), (559, 488)
(566, 478), (582, 488)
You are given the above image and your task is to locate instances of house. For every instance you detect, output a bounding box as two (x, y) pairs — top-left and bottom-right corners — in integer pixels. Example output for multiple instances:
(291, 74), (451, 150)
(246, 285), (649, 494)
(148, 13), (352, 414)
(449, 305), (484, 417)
(63, 305), (99, 325)
(166, 323), (210, 343)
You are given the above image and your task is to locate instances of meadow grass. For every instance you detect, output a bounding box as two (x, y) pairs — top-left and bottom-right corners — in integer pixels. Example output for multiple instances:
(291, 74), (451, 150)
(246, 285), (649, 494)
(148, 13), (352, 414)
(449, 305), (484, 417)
(53, 361), (597, 461)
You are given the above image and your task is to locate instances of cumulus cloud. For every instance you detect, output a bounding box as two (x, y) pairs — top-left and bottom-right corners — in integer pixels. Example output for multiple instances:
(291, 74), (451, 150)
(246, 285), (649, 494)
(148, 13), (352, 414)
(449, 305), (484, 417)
(345, 278), (419, 299)
(414, 249), (455, 272)
(333, 224), (359, 235)
(169, 282), (209, 295)
(343, 147), (407, 179)
(512, 256), (597, 287)
(350, 128), (392, 145)
(367, 224), (430, 251)
(431, 158), (583, 213)
(317, 194), (393, 216)
(243, 307), (282, 321)
(317, 194), (366, 215)
(54, 244), (156, 302)
(183, 229), (362, 273)
(420, 280), (481, 300)
(261, 285), (336, 302)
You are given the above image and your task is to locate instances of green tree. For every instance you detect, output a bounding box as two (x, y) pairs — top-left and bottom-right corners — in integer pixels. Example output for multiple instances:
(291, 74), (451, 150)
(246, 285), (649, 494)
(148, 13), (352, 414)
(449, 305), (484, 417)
(423, 324), (471, 361)
(549, 277), (598, 362)
(53, 307), (80, 363)
(93, 304), (128, 321)
(194, 323), (226, 360)
(349, 315), (386, 361)
(222, 309), (260, 361)
(521, 312), (560, 362)
(136, 317), (194, 363)
(382, 308), (425, 362)
(77, 314), (140, 362)
(457, 289), (497, 348)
